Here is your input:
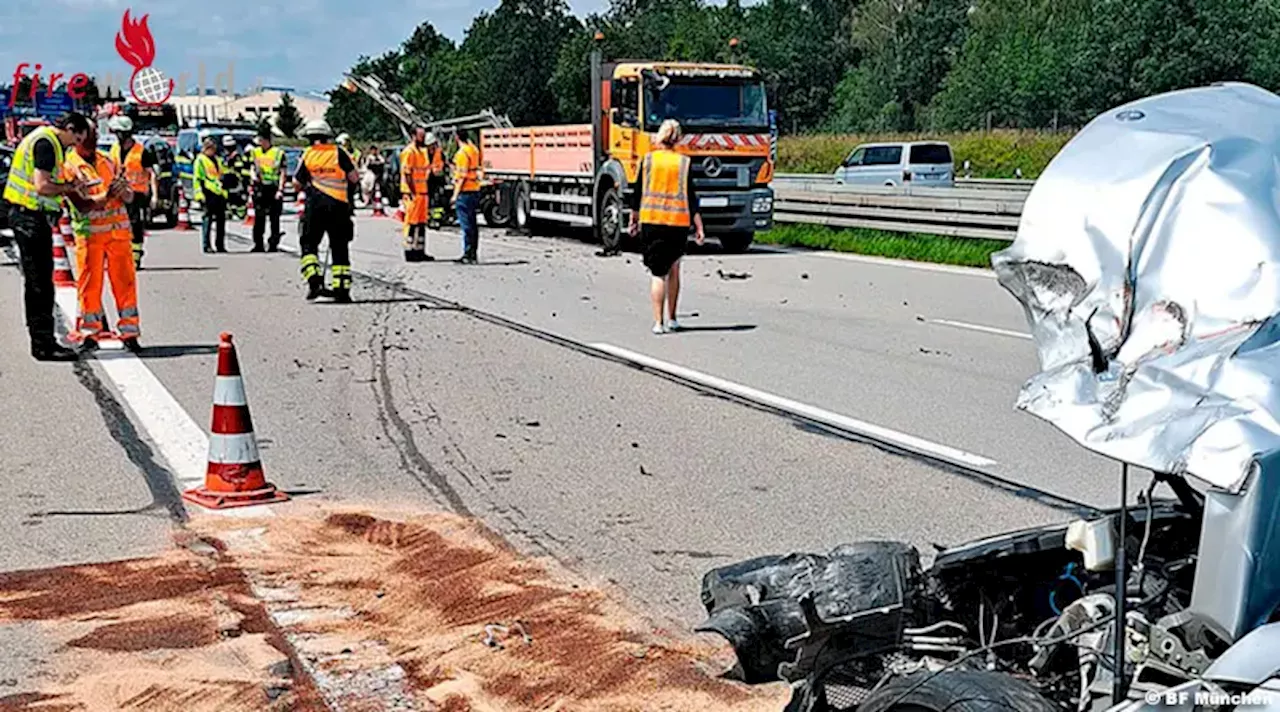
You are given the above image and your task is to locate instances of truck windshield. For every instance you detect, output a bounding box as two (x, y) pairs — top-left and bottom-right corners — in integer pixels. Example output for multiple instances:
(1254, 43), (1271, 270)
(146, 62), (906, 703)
(644, 79), (768, 132)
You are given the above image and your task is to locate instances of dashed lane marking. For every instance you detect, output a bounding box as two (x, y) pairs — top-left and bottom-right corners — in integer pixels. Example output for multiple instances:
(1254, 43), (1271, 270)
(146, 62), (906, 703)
(929, 318), (1033, 340)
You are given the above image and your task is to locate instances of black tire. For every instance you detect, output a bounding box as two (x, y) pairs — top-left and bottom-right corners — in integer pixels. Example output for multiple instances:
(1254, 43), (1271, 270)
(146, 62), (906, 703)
(597, 185), (624, 252)
(857, 671), (1057, 712)
(513, 181), (533, 234)
(719, 231), (754, 253)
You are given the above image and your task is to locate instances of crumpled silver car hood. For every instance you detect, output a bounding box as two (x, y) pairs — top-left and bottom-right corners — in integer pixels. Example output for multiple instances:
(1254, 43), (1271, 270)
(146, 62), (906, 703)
(993, 82), (1280, 493)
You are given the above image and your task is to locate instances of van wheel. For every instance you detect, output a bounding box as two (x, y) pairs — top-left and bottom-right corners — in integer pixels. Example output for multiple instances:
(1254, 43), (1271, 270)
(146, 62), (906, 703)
(598, 186), (624, 252)
(719, 232), (753, 253)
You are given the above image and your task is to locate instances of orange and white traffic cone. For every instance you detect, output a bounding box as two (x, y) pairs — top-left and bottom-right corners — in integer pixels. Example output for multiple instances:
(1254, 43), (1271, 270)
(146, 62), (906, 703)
(59, 210), (75, 247)
(244, 184), (256, 226)
(371, 182), (386, 217)
(182, 333), (289, 510)
(176, 188), (193, 231)
(52, 228), (75, 287)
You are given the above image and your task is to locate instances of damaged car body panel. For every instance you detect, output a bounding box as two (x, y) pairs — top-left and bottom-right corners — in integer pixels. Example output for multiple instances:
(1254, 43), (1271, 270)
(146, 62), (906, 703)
(993, 82), (1280, 493)
(699, 83), (1280, 712)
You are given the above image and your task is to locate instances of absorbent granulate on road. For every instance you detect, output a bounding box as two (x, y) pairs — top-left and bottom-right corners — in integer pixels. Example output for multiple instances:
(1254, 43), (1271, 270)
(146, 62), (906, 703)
(192, 504), (791, 711)
(0, 544), (324, 711)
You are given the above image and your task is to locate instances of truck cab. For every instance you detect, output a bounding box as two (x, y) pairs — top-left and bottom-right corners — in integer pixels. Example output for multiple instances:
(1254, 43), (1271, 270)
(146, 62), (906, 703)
(606, 62), (774, 251)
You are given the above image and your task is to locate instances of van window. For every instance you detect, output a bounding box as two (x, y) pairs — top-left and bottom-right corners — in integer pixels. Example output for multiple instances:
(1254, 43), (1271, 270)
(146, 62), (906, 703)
(844, 147), (866, 166)
(863, 146), (903, 166)
(909, 144), (952, 165)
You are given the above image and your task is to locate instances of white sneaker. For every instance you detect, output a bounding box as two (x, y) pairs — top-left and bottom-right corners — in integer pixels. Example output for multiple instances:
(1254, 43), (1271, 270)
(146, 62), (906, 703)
(666, 319), (681, 332)
(652, 323), (665, 335)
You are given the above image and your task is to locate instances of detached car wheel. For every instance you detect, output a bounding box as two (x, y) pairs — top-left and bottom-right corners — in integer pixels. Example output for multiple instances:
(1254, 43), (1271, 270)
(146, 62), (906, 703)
(857, 671), (1057, 712)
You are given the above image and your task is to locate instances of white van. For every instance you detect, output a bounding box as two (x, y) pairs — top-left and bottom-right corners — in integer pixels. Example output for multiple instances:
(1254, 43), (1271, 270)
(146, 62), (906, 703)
(833, 141), (955, 187)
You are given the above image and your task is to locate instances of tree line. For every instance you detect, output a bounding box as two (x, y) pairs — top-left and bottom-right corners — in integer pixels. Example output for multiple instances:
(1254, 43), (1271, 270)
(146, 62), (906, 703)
(325, 0), (1280, 140)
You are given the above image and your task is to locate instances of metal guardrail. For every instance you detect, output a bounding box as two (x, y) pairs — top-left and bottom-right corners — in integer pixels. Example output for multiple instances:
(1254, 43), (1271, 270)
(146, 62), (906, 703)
(770, 179), (1028, 241)
(774, 173), (1035, 191)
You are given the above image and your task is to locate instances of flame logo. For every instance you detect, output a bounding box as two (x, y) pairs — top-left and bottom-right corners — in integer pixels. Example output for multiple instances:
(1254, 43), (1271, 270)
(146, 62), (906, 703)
(115, 10), (174, 106)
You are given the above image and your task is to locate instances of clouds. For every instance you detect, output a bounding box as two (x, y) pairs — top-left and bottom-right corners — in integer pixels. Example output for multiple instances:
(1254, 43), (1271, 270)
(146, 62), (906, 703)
(0, 0), (611, 94)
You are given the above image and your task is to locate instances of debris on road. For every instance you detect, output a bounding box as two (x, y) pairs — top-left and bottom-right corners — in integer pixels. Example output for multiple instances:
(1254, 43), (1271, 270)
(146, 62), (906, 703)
(716, 269), (752, 280)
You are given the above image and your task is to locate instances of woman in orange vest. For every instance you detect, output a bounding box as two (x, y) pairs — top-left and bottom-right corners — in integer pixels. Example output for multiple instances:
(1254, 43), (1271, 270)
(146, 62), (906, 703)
(399, 126), (434, 262)
(63, 124), (142, 352)
(627, 119), (705, 335)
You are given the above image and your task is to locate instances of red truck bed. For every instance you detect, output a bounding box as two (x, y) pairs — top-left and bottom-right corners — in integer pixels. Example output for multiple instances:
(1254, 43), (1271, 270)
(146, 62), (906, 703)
(482, 125), (594, 178)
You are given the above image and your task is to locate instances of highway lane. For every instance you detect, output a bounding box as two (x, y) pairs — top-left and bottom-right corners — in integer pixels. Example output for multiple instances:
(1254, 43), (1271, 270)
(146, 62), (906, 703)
(278, 212), (1122, 509)
(0, 227), (1068, 631)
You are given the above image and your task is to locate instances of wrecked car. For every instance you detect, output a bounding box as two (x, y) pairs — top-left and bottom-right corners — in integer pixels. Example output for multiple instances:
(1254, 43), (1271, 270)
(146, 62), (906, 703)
(697, 82), (1280, 711)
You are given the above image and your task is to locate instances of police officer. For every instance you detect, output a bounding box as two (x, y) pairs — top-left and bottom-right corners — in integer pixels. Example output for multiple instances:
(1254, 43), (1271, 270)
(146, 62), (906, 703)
(2, 112), (92, 361)
(107, 116), (159, 269)
(249, 127), (286, 252)
(294, 119), (358, 303)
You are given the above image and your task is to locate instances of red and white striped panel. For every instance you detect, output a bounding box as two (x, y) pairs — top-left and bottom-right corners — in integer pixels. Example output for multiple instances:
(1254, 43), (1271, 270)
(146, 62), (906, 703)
(676, 133), (770, 150)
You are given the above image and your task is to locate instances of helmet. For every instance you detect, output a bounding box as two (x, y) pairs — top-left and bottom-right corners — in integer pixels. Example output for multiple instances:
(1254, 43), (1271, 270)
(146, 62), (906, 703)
(222, 135), (237, 147)
(300, 119), (334, 138)
(424, 132), (437, 144)
(336, 133), (350, 144)
(108, 116), (133, 133)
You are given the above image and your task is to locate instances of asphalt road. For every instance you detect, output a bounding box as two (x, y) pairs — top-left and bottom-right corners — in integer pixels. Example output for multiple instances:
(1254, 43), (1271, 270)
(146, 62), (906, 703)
(0, 212), (1120, 635)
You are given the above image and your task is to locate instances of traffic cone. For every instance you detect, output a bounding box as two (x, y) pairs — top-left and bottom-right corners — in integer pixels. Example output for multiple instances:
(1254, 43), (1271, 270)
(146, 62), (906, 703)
(244, 184), (256, 226)
(176, 188), (193, 230)
(59, 210), (74, 247)
(182, 333), (289, 510)
(294, 190), (305, 218)
(371, 182), (386, 217)
(52, 228), (75, 287)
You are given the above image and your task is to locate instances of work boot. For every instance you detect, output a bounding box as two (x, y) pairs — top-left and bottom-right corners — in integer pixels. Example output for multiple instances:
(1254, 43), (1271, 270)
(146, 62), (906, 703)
(405, 250), (425, 263)
(331, 288), (352, 304)
(306, 276), (323, 301)
(122, 337), (142, 353)
(31, 342), (79, 362)
(251, 244), (265, 253)
(80, 336), (100, 352)
(267, 241), (280, 253)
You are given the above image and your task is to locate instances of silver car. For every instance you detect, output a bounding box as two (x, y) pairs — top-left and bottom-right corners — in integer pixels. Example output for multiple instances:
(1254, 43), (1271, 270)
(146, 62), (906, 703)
(833, 141), (955, 187)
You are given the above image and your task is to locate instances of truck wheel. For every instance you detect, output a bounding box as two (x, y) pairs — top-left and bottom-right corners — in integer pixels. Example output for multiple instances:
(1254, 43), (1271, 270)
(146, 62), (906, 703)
(598, 186), (624, 251)
(857, 671), (1057, 712)
(719, 232), (754, 253)
(514, 182), (533, 234)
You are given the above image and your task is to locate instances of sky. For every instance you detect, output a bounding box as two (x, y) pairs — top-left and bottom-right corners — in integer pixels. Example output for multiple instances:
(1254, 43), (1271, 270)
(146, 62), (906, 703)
(0, 0), (609, 98)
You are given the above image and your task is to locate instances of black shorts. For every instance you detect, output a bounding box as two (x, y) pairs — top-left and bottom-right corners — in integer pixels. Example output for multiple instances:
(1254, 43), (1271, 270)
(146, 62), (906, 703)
(641, 224), (689, 277)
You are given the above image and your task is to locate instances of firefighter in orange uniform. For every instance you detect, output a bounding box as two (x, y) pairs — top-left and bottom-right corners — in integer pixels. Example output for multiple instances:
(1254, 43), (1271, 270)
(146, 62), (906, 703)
(425, 132), (445, 228)
(62, 123), (141, 352)
(399, 126), (434, 262)
(106, 116), (158, 269)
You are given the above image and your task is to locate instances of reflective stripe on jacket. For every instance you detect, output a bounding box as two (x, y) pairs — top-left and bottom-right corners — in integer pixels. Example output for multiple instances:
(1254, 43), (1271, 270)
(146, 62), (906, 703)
(303, 144), (348, 203)
(250, 146), (285, 183)
(453, 142), (481, 192)
(638, 150), (691, 227)
(62, 150), (131, 240)
(400, 145), (430, 195)
(193, 154), (227, 202)
(3, 126), (65, 212)
(110, 141), (150, 193)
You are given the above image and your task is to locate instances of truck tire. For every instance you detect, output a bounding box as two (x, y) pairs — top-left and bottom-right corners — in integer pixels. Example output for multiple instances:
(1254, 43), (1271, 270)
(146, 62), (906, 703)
(598, 186), (624, 252)
(856, 671), (1057, 712)
(514, 181), (533, 234)
(719, 232), (754, 253)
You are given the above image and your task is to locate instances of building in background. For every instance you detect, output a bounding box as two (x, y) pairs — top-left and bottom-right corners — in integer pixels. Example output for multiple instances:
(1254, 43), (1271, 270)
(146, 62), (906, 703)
(168, 86), (329, 133)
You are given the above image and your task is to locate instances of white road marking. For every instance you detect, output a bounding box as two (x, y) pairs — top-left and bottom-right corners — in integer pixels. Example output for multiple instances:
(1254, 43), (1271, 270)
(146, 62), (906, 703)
(52, 281), (276, 519)
(589, 342), (998, 468)
(811, 250), (998, 278)
(929, 318), (1033, 340)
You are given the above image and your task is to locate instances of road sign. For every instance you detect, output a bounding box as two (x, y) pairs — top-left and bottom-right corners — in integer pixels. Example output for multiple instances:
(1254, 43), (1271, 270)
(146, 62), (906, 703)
(35, 89), (75, 118)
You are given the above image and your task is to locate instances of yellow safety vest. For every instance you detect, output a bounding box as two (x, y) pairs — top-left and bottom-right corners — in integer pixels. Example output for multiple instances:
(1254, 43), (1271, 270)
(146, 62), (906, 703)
(62, 150), (131, 240)
(3, 126), (65, 212)
(192, 153), (226, 201)
(639, 150), (691, 227)
(250, 146), (285, 183)
(303, 144), (348, 203)
(110, 141), (150, 193)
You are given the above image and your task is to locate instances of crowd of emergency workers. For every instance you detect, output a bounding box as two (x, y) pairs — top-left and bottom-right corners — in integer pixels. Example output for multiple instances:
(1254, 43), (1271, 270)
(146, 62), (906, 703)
(2, 112), (701, 361)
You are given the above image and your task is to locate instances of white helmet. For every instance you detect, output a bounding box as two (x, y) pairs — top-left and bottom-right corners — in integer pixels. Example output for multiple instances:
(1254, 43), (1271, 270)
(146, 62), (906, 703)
(221, 134), (237, 147)
(336, 133), (350, 144)
(300, 119), (334, 138)
(108, 116), (134, 133)
(424, 132), (438, 144)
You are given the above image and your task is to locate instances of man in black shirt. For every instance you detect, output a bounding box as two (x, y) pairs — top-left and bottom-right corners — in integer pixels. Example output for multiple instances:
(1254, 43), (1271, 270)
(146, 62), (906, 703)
(3, 113), (93, 360)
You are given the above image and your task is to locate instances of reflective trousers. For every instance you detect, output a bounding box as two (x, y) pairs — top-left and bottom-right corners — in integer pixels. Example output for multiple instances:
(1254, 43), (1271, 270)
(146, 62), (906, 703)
(300, 196), (353, 292)
(124, 192), (148, 267)
(75, 236), (139, 339)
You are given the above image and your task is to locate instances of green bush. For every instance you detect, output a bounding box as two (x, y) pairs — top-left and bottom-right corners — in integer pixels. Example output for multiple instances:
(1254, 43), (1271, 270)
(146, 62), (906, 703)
(777, 130), (1073, 179)
(756, 224), (1008, 268)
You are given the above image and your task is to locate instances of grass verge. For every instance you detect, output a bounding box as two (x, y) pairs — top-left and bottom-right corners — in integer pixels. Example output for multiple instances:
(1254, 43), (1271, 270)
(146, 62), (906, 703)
(756, 223), (1008, 269)
(777, 130), (1073, 179)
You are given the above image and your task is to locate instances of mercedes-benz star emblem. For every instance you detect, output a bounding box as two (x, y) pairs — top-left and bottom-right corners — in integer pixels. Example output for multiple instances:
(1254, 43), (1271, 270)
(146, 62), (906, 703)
(702, 156), (723, 178)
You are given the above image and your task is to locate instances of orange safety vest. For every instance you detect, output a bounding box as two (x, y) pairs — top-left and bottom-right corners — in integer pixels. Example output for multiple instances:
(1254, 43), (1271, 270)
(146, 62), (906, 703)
(639, 149), (691, 227)
(400, 145), (430, 194)
(62, 150), (132, 240)
(111, 141), (150, 193)
(429, 145), (444, 175)
(302, 143), (348, 203)
(453, 142), (481, 192)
